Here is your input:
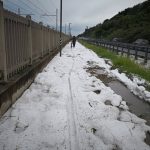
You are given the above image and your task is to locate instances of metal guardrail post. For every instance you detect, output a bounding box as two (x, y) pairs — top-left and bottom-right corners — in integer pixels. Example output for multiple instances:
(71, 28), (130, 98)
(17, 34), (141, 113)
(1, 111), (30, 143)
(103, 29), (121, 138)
(121, 47), (124, 56)
(144, 47), (148, 64)
(0, 1), (7, 81)
(112, 44), (115, 52)
(116, 44), (119, 54)
(127, 46), (130, 57)
(26, 15), (33, 65)
(135, 46), (138, 60)
(84, 38), (150, 63)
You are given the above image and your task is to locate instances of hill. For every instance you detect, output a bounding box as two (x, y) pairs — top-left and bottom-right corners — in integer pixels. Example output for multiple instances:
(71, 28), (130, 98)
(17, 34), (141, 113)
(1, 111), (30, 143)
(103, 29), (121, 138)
(79, 0), (150, 43)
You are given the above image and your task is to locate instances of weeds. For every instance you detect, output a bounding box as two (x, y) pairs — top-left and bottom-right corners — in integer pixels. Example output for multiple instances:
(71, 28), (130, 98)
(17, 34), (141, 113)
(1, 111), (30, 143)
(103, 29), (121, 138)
(79, 40), (150, 82)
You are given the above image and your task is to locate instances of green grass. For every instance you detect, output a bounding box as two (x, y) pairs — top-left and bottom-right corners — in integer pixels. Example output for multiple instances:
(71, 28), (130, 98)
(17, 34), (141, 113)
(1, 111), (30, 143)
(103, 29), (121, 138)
(79, 40), (150, 83)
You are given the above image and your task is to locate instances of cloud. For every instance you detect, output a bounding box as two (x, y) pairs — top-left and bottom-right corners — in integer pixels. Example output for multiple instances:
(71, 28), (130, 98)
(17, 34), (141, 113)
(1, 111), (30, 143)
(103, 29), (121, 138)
(60, 0), (146, 35)
(4, 0), (146, 35)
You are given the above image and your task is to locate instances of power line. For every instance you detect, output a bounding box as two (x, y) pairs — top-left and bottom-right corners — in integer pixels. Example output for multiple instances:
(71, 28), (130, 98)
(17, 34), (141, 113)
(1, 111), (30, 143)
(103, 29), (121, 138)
(26, 0), (47, 14)
(3, 0), (57, 28)
(32, 0), (56, 24)
(26, 0), (56, 24)
(49, 0), (57, 9)
(36, 0), (53, 14)
(4, 0), (28, 12)
(19, 0), (42, 16)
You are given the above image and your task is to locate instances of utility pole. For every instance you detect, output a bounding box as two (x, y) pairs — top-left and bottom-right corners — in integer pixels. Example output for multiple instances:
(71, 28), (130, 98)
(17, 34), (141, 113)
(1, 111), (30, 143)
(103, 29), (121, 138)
(65, 24), (66, 34)
(59, 0), (62, 57)
(18, 8), (20, 15)
(69, 23), (71, 37)
(41, 8), (58, 31)
(56, 8), (58, 31)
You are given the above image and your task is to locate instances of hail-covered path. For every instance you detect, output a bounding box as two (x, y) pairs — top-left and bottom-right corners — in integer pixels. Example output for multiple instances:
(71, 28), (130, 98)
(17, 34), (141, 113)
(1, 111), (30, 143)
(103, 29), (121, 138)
(0, 42), (150, 150)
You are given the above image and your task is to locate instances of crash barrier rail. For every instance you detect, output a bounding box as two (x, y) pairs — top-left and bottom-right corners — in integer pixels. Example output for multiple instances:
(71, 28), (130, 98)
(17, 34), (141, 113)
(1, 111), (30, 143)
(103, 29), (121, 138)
(0, 1), (69, 82)
(82, 38), (150, 63)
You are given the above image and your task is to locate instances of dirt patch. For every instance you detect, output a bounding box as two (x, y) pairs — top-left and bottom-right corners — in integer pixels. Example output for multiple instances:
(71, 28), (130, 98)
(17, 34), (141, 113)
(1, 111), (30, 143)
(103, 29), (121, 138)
(86, 60), (115, 84)
(85, 64), (114, 84)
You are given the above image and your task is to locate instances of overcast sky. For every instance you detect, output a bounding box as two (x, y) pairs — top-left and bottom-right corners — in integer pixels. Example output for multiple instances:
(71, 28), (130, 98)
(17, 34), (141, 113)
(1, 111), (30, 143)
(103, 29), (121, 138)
(4, 0), (146, 35)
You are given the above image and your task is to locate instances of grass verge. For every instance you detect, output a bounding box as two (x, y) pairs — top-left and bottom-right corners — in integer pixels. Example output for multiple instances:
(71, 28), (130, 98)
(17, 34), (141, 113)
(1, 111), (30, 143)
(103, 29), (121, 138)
(79, 40), (150, 83)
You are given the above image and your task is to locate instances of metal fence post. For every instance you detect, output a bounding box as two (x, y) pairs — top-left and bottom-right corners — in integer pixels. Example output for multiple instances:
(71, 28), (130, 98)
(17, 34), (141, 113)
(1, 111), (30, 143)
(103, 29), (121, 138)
(39, 22), (43, 57)
(48, 28), (51, 53)
(144, 47), (148, 64)
(127, 46), (130, 57)
(121, 47), (124, 56)
(116, 44), (119, 54)
(26, 15), (32, 65)
(0, 1), (7, 81)
(112, 44), (115, 52)
(134, 46), (138, 60)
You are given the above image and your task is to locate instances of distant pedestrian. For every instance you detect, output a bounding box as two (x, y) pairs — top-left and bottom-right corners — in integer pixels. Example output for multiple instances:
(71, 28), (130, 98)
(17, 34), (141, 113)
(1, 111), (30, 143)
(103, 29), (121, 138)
(71, 36), (76, 48)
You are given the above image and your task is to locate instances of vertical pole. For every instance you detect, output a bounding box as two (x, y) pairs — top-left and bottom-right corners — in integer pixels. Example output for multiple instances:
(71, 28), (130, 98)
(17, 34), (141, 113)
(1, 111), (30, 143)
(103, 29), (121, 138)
(121, 46), (124, 56)
(18, 8), (20, 15)
(56, 9), (58, 49)
(135, 46), (138, 60)
(69, 23), (71, 37)
(65, 24), (66, 34)
(26, 15), (32, 65)
(48, 27), (51, 53)
(39, 22), (43, 57)
(116, 44), (119, 54)
(113, 44), (115, 52)
(144, 47), (148, 64)
(0, 1), (7, 81)
(59, 0), (62, 57)
(56, 8), (58, 31)
(127, 46), (130, 57)
(68, 23), (70, 36)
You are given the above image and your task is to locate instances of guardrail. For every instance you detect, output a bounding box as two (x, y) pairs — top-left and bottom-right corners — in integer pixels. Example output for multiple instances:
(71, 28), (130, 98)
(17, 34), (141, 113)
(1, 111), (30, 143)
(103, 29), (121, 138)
(82, 38), (150, 63)
(0, 1), (69, 82)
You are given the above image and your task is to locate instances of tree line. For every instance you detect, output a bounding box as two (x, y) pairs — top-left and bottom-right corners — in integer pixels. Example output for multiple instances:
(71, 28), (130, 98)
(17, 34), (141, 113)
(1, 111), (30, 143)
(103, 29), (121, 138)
(79, 0), (150, 43)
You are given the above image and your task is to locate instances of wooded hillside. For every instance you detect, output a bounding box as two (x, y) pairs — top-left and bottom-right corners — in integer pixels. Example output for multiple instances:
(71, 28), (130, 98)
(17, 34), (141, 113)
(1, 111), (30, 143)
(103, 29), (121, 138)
(80, 0), (150, 43)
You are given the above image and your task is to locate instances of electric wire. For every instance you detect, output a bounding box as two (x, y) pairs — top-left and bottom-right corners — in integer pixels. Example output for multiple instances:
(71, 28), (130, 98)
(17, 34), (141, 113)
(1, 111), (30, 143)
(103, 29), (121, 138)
(3, 0), (57, 28)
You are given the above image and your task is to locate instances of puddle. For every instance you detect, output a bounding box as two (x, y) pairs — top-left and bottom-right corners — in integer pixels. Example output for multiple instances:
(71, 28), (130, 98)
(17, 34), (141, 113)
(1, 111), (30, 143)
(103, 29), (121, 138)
(145, 131), (150, 146)
(108, 81), (150, 126)
(86, 64), (150, 126)
(86, 63), (150, 145)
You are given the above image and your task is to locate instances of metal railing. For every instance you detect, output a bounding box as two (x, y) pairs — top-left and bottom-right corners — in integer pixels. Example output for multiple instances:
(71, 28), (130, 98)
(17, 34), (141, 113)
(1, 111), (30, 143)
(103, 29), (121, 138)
(82, 38), (150, 63)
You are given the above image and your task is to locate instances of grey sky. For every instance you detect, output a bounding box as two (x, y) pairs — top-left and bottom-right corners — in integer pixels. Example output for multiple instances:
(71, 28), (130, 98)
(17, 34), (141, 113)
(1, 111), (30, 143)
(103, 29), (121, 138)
(45, 0), (146, 36)
(4, 0), (146, 35)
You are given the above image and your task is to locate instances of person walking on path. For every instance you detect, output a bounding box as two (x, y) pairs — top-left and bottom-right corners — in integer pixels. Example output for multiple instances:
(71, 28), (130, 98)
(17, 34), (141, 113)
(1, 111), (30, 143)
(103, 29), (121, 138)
(71, 36), (76, 48)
